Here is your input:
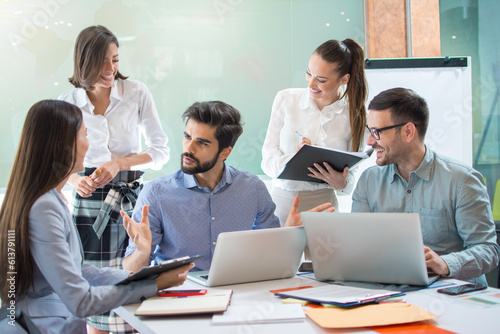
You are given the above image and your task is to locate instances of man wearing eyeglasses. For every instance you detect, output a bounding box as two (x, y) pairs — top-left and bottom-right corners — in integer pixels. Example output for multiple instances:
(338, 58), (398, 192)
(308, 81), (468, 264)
(351, 87), (499, 285)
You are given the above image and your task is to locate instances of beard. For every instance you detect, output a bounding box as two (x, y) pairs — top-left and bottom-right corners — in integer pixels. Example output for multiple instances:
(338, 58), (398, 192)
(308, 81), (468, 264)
(373, 137), (406, 167)
(181, 152), (219, 174)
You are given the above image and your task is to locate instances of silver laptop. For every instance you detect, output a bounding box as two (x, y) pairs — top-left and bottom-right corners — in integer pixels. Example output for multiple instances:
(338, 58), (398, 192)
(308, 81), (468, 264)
(188, 227), (306, 287)
(302, 212), (440, 286)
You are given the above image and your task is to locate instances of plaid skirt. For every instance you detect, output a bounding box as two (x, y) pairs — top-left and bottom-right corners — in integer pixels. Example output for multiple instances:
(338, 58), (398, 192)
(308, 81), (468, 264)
(70, 168), (144, 333)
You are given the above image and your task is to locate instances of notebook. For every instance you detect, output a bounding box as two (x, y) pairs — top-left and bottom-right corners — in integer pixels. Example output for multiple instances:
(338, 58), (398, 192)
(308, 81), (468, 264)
(301, 212), (440, 286)
(188, 227), (306, 287)
(135, 289), (232, 316)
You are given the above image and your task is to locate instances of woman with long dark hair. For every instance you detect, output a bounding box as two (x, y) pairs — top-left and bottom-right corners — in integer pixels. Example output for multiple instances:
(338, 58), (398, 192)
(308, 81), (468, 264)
(0, 100), (191, 334)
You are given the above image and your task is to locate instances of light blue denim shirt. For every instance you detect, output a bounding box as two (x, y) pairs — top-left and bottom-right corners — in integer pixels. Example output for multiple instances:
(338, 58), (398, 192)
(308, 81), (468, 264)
(125, 165), (280, 270)
(352, 147), (500, 284)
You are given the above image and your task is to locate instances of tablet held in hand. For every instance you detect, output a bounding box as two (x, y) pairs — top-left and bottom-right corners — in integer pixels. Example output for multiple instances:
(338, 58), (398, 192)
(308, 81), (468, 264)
(116, 255), (203, 285)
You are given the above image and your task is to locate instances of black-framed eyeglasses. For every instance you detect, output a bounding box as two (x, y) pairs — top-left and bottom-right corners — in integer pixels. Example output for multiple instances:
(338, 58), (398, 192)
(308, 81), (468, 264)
(365, 123), (407, 140)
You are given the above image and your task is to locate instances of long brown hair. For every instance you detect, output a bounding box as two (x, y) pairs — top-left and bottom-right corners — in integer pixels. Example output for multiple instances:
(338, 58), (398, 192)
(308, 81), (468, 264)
(314, 39), (367, 152)
(0, 100), (82, 303)
(69, 25), (128, 91)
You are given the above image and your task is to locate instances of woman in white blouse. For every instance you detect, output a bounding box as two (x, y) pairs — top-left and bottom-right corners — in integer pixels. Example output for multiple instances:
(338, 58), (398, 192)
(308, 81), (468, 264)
(262, 39), (368, 223)
(58, 25), (169, 334)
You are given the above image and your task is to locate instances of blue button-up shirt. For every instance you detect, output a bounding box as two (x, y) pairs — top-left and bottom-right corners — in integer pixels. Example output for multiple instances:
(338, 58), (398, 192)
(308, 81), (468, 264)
(125, 165), (280, 270)
(352, 147), (500, 284)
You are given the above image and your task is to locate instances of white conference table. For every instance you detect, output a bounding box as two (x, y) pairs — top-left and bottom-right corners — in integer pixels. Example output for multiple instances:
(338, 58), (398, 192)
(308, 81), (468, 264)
(115, 276), (499, 334)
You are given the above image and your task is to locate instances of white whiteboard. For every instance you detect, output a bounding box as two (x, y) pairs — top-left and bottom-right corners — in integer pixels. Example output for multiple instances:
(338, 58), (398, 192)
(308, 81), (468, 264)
(365, 58), (473, 165)
(338, 57), (472, 212)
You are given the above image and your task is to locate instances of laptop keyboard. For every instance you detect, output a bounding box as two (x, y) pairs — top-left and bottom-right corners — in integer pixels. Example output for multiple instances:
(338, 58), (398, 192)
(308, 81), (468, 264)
(201, 275), (209, 280)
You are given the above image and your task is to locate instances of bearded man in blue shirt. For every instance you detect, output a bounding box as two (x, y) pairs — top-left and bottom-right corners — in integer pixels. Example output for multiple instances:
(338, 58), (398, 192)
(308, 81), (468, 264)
(121, 101), (331, 273)
(351, 87), (499, 285)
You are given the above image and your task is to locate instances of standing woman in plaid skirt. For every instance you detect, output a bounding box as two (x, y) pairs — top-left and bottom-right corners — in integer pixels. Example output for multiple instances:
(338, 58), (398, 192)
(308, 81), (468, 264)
(58, 25), (169, 334)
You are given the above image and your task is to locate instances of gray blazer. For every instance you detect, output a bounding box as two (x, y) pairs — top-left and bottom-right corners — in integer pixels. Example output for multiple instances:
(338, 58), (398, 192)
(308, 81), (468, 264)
(1, 189), (156, 334)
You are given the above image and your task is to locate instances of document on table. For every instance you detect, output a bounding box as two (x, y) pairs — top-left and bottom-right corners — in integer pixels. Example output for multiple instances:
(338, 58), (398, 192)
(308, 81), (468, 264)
(456, 290), (500, 309)
(305, 303), (438, 328)
(276, 284), (403, 306)
(212, 304), (305, 325)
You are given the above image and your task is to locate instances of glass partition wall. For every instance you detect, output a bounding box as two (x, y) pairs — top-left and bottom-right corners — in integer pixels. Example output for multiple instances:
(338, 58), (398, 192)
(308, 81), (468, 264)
(0, 0), (365, 187)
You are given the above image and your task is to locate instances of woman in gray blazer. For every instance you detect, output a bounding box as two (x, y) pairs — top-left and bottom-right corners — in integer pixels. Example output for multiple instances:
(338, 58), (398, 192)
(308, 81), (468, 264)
(0, 100), (193, 334)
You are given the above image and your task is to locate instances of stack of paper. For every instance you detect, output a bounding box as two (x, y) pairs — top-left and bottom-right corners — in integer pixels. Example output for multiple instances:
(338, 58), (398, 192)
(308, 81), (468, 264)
(212, 304), (305, 325)
(135, 289), (232, 316)
(276, 284), (403, 307)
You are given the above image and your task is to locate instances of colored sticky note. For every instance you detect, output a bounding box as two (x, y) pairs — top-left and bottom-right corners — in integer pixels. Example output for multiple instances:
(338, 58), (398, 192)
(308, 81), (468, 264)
(281, 298), (309, 306)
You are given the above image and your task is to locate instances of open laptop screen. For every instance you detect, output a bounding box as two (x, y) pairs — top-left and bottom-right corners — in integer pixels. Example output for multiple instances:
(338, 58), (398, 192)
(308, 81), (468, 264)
(188, 226), (306, 287)
(302, 212), (432, 286)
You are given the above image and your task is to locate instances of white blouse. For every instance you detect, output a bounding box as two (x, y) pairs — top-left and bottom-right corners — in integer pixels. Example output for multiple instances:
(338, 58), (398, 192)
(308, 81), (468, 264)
(58, 79), (169, 170)
(261, 87), (359, 193)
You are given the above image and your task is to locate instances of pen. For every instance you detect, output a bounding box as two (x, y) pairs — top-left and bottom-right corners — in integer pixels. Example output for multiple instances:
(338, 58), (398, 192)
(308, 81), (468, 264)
(295, 131), (303, 139)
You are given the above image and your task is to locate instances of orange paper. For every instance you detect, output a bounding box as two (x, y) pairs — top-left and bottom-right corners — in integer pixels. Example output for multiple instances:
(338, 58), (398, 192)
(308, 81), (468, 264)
(305, 303), (438, 329)
(371, 322), (456, 333)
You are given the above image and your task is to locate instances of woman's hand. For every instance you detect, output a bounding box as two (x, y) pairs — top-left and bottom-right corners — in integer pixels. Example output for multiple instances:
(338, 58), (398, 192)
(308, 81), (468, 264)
(68, 174), (98, 197)
(285, 196), (335, 227)
(91, 160), (122, 188)
(154, 263), (195, 291)
(296, 136), (312, 152)
(308, 163), (348, 190)
(121, 205), (152, 257)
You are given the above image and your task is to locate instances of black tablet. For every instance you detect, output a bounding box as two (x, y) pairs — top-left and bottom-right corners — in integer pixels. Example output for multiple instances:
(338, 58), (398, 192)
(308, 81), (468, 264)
(116, 255), (203, 285)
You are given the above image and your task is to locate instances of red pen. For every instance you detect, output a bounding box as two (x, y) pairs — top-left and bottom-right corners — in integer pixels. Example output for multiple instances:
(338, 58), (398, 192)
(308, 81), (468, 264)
(158, 289), (207, 297)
